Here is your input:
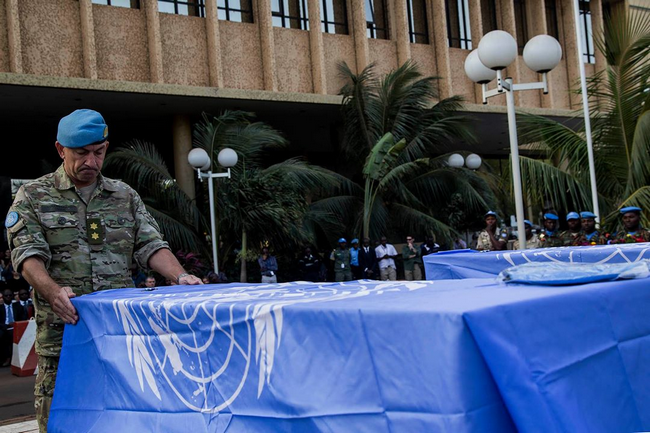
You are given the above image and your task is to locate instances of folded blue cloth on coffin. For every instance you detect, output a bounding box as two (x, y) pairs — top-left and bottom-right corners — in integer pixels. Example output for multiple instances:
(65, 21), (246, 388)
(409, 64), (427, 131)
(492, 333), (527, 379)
(498, 260), (650, 285)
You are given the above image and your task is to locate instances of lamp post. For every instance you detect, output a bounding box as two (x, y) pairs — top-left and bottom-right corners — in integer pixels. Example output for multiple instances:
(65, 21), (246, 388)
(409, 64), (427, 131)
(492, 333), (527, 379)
(448, 153), (482, 170)
(188, 147), (238, 275)
(464, 31), (562, 250)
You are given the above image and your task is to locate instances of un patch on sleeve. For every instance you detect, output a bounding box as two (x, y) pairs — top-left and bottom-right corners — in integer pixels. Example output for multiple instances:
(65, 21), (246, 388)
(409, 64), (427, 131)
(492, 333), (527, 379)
(5, 211), (19, 228)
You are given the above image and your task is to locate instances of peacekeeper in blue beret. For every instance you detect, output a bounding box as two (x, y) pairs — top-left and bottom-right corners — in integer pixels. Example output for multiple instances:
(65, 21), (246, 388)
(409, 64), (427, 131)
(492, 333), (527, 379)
(5, 109), (203, 432)
(612, 206), (650, 244)
(475, 211), (507, 251)
(559, 211), (582, 246)
(538, 212), (563, 247)
(573, 211), (607, 246)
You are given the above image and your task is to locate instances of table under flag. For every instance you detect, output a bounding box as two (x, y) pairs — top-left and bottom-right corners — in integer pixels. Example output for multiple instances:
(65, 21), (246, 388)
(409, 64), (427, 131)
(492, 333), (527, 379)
(49, 277), (650, 432)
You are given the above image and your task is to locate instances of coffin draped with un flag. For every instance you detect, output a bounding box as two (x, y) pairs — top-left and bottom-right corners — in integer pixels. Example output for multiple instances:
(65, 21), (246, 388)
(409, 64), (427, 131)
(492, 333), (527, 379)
(49, 276), (650, 432)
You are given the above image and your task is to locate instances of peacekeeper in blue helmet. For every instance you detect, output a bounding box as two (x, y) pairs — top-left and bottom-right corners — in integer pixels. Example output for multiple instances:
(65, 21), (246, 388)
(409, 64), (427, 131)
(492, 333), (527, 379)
(475, 211), (507, 251)
(5, 109), (203, 432)
(559, 212), (582, 246)
(612, 206), (650, 244)
(539, 212), (563, 247)
(330, 238), (352, 281)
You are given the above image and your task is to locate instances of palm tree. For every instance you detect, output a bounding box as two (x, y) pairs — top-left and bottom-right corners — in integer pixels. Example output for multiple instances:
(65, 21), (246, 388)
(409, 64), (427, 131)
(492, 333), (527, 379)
(194, 111), (352, 282)
(517, 9), (650, 229)
(337, 61), (498, 241)
(103, 140), (208, 255)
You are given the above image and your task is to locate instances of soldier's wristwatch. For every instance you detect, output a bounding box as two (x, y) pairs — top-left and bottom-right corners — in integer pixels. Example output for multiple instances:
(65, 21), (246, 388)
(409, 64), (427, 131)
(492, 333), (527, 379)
(176, 272), (191, 283)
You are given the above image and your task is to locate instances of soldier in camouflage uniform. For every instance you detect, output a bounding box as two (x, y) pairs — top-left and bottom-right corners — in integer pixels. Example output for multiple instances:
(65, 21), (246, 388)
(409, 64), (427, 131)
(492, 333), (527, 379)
(611, 206), (650, 244)
(572, 211), (607, 246)
(475, 211), (507, 251)
(538, 213), (563, 248)
(330, 238), (352, 281)
(5, 109), (202, 432)
(559, 212), (581, 246)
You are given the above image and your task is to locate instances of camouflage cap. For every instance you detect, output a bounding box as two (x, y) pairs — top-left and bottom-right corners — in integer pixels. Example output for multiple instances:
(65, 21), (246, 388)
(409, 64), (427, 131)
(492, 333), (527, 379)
(57, 109), (108, 148)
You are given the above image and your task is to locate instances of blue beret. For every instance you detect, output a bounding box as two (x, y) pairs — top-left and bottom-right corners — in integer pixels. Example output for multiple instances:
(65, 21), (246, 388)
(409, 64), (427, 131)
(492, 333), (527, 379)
(338, 238), (347, 243)
(566, 212), (580, 220)
(580, 211), (597, 219)
(524, 220), (532, 227)
(484, 211), (497, 218)
(620, 206), (642, 214)
(351, 238), (359, 244)
(57, 109), (108, 148)
(544, 213), (559, 221)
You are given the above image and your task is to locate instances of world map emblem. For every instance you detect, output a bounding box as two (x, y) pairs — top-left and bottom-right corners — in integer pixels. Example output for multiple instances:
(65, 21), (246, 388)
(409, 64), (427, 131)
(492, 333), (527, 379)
(112, 281), (427, 413)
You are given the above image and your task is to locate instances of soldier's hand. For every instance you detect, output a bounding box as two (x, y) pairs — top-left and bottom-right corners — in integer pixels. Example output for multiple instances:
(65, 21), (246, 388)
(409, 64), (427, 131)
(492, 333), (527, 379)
(179, 274), (203, 285)
(53, 287), (78, 325)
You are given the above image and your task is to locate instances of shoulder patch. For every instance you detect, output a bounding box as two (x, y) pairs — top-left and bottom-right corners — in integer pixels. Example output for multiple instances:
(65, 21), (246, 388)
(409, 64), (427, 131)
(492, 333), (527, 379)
(5, 211), (19, 228)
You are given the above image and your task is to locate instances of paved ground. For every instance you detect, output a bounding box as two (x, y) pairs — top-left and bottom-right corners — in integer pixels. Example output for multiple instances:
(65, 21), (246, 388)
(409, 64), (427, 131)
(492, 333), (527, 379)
(0, 367), (35, 426)
(0, 419), (37, 433)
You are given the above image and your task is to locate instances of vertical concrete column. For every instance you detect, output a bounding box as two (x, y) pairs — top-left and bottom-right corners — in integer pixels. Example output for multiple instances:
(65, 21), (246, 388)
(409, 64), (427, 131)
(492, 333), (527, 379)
(469, 0), (484, 103)
(307, 0), (327, 94)
(350, 0), (370, 72)
(143, 0), (164, 83)
(79, 0), (98, 80)
(5, 0), (23, 73)
(589, 0), (606, 73)
(205, 0), (224, 87)
(528, 0), (547, 107)
(429, 0), (453, 98)
(499, 0), (523, 103)
(394, 0), (411, 66)
(173, 115), (196, 200)
(559, 0), (580, 108)
(256, 0), (277, 91)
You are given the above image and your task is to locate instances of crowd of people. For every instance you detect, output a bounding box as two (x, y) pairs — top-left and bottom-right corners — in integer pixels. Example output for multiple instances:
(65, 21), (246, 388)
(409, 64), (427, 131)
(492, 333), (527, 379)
(476, 206), (649, 252)
(0, 249), (35, 367)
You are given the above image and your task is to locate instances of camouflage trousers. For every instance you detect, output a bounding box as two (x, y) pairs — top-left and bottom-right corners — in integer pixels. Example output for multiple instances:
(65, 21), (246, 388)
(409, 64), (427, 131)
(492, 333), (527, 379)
(35, 355), (59, 433)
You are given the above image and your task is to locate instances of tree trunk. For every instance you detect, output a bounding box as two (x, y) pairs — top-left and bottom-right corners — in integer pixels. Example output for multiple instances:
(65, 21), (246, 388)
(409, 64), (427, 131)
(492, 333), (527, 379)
(240, 228), (248, 283)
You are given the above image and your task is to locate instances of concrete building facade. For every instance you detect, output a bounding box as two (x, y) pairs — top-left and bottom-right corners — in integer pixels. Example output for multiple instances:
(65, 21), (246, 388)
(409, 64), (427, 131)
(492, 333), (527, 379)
(0, 0), (633, 195)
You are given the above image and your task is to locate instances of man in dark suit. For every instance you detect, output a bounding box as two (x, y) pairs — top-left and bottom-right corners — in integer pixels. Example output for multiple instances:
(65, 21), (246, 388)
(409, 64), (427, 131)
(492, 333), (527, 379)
(358, 237), (378, 280)
(1, 288), (28, 366)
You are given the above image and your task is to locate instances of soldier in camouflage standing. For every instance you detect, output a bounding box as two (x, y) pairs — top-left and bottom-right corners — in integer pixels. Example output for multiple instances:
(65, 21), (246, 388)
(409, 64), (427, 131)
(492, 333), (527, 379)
(559, 212), (581, 246)
(5, 109), (202, 432)
(612, 206), (650, 243)
(330, 238), (352, 282)
(572, 211), (607, 246)
(538, 213), (563, 248)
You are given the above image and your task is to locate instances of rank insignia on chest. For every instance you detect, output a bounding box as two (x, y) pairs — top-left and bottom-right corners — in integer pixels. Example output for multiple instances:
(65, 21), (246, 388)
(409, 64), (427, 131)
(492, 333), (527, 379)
(87, 218), (104, 245)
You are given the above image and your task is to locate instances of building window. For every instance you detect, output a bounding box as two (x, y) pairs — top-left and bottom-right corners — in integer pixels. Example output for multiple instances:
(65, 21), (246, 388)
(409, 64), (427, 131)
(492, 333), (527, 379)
(446, 0), (472, 49)
(218, 0), (254, 23)
(321, 0), (349, 34)
(365, 0), (389, 39)
(513, 0), (528, 54)
(480, 0), (497, 34)
(579, 0), (595, 63)
(407, 0), (429, 44)
(158, 0), (205, 17)
(92, 0), (140, 6)
(545, 0), (559, 40)
(272, 0), (309, 30)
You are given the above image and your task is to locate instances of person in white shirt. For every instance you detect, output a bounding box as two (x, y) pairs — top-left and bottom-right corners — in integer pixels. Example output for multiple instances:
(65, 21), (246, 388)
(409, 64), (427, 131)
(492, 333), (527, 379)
(375, 237), (398, 281)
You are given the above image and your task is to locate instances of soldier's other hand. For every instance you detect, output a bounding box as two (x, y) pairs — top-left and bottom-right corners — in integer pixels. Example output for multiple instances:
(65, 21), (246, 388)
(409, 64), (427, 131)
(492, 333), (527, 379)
(53, 287), (78, 325)
(179, 274), (203, 285)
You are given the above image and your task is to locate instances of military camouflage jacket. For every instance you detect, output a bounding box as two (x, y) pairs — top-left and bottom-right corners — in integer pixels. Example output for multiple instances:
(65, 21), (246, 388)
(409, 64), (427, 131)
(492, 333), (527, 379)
(572, 230), (607, 246)
(559, 230), (581, 246)
(611, 228), (650, 244)
(7, 165), (168, 356)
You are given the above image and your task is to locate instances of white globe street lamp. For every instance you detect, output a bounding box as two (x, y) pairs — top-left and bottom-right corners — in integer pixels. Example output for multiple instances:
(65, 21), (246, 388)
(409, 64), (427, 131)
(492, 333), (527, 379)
(465, 154), (482, 170)
(448, 153), (465, 168)
(465, 30), (563, 250)
(448, 153), (482, 170)
(187, 147), (238, 275)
